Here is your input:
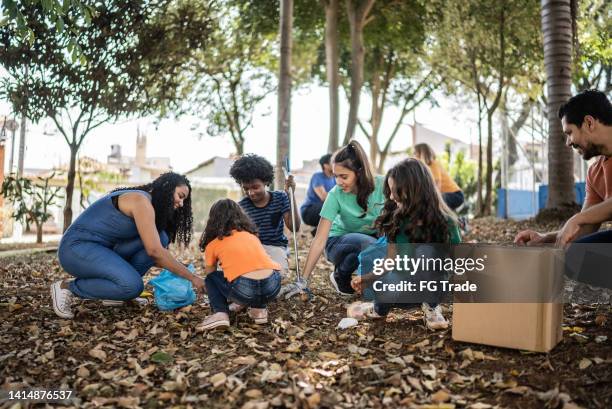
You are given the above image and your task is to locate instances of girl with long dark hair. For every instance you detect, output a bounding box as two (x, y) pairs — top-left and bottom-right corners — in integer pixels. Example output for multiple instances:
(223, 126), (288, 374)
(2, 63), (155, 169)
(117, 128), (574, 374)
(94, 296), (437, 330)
(280, 140), (385, 298)
(350, 159), (462, 329)
(51, 172), (203, 319)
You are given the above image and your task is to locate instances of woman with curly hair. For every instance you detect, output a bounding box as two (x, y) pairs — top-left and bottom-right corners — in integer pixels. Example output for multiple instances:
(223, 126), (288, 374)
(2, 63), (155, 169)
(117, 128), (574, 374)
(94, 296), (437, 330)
(197, 199), (282, 330)
(51, 172), (203, 319)
(229, 154), (300, 277)
(349, 159), (462, 329)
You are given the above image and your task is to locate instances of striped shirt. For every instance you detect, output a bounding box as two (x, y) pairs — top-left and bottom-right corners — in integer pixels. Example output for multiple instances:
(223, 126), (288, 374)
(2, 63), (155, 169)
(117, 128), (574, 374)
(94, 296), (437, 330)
(239, 191), (290, 247)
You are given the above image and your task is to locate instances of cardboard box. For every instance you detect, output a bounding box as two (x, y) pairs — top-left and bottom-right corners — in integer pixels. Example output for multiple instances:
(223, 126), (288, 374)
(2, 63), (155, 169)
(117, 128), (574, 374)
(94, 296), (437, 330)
(452, 302), (563, 352)
(451, 245), (564, 352)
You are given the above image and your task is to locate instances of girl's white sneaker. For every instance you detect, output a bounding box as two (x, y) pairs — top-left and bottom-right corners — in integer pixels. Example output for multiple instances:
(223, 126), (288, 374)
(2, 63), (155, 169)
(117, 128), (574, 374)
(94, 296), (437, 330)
(421, 303), (449, 330)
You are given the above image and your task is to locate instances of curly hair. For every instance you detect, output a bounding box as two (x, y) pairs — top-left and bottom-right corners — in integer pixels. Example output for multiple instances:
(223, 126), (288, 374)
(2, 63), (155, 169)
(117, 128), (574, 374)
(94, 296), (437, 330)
(229, 154), (275, 185)
(113, 172), (193, 246)
(198, 199), (258, 251)
(375, 159), (455, 243)
(332, 140), (375, 216)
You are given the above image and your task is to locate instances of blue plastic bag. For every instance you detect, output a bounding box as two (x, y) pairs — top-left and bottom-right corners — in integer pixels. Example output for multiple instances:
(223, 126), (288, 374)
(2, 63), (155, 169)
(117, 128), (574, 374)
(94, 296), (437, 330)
(357, 236), (388, 301)
(149, 264), (197, 311)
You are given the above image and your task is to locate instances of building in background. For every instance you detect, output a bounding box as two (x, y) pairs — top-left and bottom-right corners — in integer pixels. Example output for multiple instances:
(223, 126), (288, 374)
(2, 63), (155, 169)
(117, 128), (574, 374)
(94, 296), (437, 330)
(106, 128), (171, 183)
(1, 129), (172, 238)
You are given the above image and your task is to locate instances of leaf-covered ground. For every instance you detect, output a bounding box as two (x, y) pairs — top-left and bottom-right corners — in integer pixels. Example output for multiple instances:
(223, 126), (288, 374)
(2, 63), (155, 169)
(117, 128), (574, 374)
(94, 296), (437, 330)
(1, 218), (611, 408)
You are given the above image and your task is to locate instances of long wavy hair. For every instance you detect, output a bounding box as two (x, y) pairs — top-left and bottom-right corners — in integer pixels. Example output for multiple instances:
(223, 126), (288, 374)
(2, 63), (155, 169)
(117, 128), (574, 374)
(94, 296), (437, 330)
(332, 140), (375, 216)
(413, 143), (436, 165)
(113, 172), (193, 246)
(198, 199), (258, 251)
(375, 159), (455, 243)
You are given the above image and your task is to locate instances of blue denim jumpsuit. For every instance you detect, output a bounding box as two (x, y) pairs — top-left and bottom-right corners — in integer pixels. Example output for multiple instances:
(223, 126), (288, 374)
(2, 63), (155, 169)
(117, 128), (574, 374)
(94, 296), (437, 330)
(58, 190), (168, 300)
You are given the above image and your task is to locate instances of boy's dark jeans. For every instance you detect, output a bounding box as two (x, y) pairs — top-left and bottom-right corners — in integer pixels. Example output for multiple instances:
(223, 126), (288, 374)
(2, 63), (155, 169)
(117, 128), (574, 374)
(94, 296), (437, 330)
(205, 270), (281, 313)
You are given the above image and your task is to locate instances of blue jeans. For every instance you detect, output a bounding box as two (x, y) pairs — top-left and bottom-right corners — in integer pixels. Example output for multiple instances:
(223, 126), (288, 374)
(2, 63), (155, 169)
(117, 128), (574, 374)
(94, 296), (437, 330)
(565, 229), (612, 289)
(205, 270), (282, 313)
(59, 232), (169, 300)
(442, 190), (464, 210)
(326, 233), (378, 293)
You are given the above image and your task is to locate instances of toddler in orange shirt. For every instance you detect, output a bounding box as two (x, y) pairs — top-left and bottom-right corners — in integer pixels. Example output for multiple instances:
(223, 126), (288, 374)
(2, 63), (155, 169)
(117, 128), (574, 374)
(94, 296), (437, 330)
(197, 199), (281, 331)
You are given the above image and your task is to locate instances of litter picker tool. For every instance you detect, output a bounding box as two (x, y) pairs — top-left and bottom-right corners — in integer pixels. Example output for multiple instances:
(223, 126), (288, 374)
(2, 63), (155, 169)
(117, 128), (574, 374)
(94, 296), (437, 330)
(282, 156), (301, 283)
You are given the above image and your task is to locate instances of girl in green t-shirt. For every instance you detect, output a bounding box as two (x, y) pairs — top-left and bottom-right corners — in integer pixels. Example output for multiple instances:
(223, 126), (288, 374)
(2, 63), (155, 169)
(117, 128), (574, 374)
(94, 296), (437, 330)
(279, 140), (384, 298)
(350, 158), (461, 330)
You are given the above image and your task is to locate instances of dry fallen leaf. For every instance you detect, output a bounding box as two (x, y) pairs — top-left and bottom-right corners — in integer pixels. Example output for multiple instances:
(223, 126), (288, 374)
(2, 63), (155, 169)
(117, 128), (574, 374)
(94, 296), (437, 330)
(88, 348), (107, 362)
(431, 390), (451, 403)
(210, 372), (227, 388)
(578, 358), (592, 370)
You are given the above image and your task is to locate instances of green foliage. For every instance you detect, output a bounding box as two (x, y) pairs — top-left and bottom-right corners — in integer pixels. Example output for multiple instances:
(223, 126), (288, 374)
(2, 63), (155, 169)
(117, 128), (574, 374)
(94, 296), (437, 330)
(0, 0), (212, 228)
(0, 0), (93, 60)
(1, 173), (62, 241)
(440, 149), (478, 216)
(0, 0), (213, 125)
(180, 0), (278, 153)
(574, 0), (611, 92)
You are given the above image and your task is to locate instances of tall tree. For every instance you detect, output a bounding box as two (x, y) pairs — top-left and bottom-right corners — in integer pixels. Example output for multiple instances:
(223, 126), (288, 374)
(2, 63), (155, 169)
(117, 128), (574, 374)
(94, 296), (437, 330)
(430, 0), (541, 215)
(356, 0), (440, 172)
(186, 3), (276, 156)
(276, 0), (293, 189)
(541, 0), (575, 208)
(343, 0), (375, 144)
(322, 0), (341, 152)
(0, 0), (212, 230)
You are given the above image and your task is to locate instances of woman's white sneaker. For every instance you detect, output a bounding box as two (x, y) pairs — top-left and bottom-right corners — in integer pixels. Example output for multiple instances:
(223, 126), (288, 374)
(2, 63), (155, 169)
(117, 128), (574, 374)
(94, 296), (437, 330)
(51, 281), (74, 319)
(421, 303), (448, 330)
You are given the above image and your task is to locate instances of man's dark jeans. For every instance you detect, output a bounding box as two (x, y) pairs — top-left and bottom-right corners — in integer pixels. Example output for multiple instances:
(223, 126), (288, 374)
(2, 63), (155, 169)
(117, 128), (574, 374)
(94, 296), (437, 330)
(565, 229), (612, 289)
(301, 202), (323, 227)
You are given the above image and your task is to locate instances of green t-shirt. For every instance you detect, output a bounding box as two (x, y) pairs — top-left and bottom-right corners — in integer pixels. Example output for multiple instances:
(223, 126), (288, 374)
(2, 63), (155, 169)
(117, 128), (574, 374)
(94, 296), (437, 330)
(320, 175), (385, 238)
(394, 217), (462, 244)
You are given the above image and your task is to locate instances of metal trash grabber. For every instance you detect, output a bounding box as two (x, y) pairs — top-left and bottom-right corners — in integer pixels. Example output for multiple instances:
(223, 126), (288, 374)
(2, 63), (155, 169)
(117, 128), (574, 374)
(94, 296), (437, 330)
(282, 156), (301, 283)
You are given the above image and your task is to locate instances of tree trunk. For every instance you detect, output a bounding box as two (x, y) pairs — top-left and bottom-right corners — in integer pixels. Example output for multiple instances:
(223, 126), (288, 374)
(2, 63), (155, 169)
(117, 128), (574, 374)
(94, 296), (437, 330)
(541, 0), (575, 207)
(63, 144), (78, 232)
(36, 222), (43, 244)
(324, 0), (340, 153)
(508, 99), (533, 166)
(343, 0), (375, 144)
(476, 93), (484, 215)
(236, 138), (244, 155)
(276, 0), (293, 190)
(483, 110), (494, 216)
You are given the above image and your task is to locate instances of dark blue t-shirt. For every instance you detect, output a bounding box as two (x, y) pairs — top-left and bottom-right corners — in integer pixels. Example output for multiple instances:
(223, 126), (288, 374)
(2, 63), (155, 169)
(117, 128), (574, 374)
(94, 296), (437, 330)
(239, 190), (290, 247)
(301, 171), (336, 210)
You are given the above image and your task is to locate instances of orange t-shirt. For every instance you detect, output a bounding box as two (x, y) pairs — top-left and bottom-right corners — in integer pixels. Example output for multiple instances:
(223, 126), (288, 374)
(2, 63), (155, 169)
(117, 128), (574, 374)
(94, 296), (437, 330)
(585, 156), (612, 207)
(204, 230), (281, 282)
(428, 160), (461, 193)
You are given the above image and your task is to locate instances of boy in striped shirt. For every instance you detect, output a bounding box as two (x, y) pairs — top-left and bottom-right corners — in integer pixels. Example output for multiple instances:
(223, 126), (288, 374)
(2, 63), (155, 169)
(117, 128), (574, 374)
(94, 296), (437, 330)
(229, 154), (300, 277)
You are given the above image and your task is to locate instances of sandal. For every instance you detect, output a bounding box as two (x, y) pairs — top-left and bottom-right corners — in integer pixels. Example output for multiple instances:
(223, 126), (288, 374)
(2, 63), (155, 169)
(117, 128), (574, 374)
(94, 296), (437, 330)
(196, 312), (230, 331)
(247, 308), (268, 324)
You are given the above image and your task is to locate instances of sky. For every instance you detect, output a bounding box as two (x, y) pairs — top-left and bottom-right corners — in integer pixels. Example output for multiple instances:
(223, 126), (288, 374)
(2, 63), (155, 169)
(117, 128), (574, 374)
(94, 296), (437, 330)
(2, 85), (481, 175)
